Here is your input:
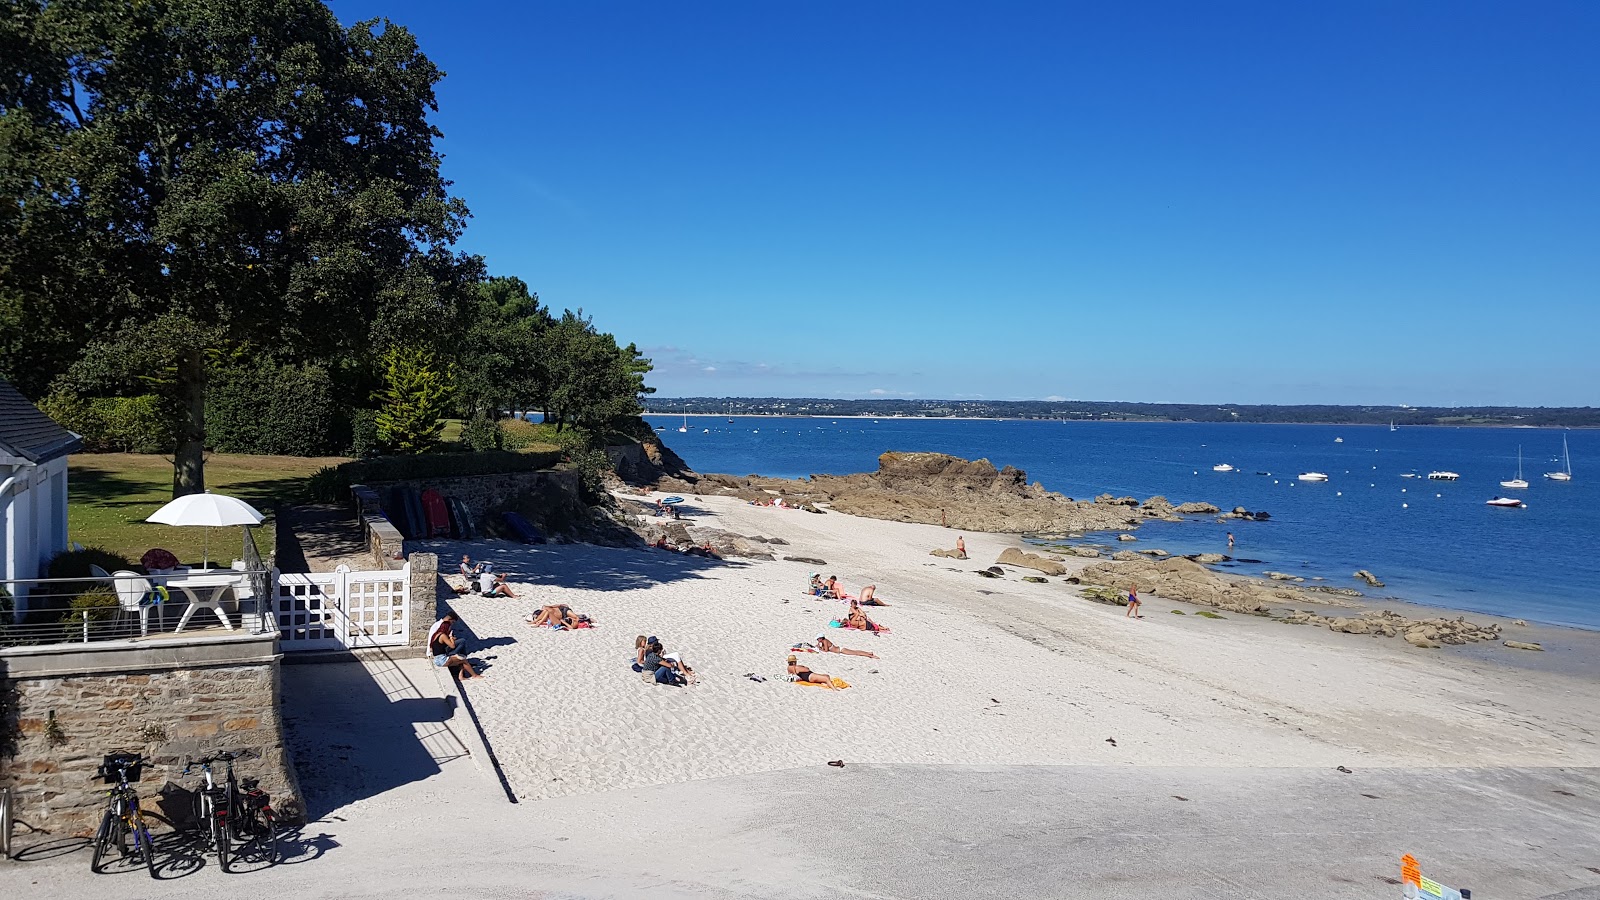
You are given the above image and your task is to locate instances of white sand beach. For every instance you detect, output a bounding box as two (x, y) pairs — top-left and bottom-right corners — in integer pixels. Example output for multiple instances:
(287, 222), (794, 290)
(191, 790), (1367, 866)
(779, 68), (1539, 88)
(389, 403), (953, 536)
(424, 494), (1600, 802)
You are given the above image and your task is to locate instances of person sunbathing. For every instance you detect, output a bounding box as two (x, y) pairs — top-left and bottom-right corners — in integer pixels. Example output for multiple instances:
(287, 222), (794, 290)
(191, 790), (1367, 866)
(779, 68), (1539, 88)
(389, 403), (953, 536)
(808, 574), (828, 597)
(458, 554), (481, 577)
(787, 655), (837, 689)
(857, 584), (889, 606)
(816, 634), (877, 658)
(844, 600), (883, 633)
(823, 576), (847, 600)
(525, 604), (588, 628)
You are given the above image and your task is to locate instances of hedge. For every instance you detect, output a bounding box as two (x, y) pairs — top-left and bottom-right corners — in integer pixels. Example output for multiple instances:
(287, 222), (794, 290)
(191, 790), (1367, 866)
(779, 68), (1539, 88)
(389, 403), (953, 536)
(38, 391), (171, 453)
(307, 449), (565, 502)
(207, 360), (348, 456)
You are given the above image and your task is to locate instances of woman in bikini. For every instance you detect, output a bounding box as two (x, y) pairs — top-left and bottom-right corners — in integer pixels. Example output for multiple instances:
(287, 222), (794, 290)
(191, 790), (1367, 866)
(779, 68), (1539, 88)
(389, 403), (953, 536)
(844, 599), (883, 633)
(816, 634), (877, 658)
(526, 604), (587, 628)
(787, 655), (837, 689)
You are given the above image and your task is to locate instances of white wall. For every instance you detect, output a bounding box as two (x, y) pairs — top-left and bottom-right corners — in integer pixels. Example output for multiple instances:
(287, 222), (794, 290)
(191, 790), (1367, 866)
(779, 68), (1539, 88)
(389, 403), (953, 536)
(1, 457), (71, 587)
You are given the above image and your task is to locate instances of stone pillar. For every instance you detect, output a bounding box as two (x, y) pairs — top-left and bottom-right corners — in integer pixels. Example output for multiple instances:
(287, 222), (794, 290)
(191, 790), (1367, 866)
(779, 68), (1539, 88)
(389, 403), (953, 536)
(0, 632), (304, 835)
(407, 552), (438, 656)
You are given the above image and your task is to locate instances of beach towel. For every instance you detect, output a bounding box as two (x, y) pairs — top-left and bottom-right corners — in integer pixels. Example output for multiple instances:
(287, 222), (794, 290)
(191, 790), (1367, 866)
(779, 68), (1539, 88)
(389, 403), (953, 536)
(796, 677), (851, 690)
(789, 644), (818, 653)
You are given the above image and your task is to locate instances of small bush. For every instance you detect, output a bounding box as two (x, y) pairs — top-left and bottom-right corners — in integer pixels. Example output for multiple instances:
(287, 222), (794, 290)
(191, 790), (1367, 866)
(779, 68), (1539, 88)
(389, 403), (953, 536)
(349, 409), (381, 458)
(62, 587), (120, 635)
(460, 413), (502, 452)
(565, 448), (612, 504)
(47, 547), (136, 580)
(501, 417), (560, 451)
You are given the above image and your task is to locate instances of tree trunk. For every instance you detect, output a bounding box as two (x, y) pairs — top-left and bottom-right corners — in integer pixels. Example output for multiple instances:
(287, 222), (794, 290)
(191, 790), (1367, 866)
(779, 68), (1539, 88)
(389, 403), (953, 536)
(172, 349), (207, 497)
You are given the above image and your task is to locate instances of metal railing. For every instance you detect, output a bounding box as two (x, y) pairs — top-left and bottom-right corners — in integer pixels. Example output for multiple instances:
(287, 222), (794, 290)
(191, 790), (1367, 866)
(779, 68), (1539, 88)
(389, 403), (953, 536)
(0, 570), (275, 649)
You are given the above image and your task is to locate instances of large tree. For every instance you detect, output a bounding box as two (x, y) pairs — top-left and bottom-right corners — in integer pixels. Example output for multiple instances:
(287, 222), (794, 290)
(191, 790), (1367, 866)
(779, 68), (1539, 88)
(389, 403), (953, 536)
(0, 0), (479, 495)
(542, 309), (653, 435)
(455, 275), (552, 421)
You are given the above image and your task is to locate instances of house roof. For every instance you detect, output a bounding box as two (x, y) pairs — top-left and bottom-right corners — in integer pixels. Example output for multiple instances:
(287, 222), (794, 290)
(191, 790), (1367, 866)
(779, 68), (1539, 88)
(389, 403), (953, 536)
(0, 379), (82, 464)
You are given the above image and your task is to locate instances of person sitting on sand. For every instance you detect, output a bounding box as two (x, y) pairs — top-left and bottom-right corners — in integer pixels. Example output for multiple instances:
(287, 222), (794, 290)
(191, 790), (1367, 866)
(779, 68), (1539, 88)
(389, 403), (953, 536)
(642, 639), (686, 685)
(844, 600), (883, 633)
(809, 574), (828, 597)
(956, 536), (967, 559)
(823, 576), (847, 600)
(632, 635), (651, 671)
(1125, 581), (1143, 619)
(652, 535), (672, 550)
(459, 554), (481, 577)
(816, 633), (877, 658)
(787, 655), (837, 689)
(857, 584), (888, 607)
(482, 572), (515, 599)
(430, 619), (481, 680)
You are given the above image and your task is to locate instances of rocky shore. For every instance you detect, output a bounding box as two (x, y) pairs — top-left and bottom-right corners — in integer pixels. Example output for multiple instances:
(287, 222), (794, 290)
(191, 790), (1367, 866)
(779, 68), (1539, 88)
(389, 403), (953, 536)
(643, 450), (1246, 535)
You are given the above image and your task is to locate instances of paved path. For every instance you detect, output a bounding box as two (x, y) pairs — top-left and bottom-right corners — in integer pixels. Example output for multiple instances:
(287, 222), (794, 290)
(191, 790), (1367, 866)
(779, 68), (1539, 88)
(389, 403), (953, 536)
(4, 658), (1596, 898)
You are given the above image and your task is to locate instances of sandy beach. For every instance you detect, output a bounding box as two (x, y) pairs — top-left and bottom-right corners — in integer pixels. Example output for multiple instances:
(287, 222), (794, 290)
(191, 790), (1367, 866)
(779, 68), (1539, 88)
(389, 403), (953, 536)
(424, 493), (1600, 803)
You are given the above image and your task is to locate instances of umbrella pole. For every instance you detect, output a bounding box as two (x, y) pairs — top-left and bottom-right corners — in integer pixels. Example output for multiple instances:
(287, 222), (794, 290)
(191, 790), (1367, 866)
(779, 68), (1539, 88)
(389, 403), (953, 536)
(204, 529), (210, 568)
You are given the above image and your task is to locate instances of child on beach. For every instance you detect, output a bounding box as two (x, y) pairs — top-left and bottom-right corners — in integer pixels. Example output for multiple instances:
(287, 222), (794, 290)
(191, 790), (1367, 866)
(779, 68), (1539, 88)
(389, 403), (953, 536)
(1125, 582), (1143, 618)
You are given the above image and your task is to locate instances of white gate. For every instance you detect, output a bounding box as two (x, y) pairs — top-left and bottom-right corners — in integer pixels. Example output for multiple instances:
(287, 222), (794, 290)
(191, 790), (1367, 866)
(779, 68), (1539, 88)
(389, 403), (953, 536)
(272, 563), (410, 651)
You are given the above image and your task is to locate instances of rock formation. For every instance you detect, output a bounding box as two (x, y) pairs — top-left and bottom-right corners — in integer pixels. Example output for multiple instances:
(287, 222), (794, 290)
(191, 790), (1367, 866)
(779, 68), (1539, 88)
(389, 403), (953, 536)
(996, 547), (1068, 576)
(1353, 569), (1385, 588)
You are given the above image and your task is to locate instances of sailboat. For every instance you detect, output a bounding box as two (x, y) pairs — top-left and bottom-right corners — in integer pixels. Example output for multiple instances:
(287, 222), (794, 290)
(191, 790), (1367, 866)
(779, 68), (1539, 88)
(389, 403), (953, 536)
(677, 409), (688, 433)
(1389, 421), (1397, 432)
(1500, 446), (1528, 489)
(1545, 434), (1573, 481)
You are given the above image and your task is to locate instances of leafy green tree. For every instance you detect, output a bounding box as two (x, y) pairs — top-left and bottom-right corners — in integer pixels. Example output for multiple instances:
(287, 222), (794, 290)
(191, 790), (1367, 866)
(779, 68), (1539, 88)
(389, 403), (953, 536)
(455, 276), (552, 421)
(374, 346), (452, 453)
(541, 310), (654, 436)
(0, 0), (479, 495)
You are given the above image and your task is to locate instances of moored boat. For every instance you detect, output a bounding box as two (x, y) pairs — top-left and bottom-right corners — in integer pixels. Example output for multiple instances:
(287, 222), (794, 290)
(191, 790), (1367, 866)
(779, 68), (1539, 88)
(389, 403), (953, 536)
(1545, 434), (1573, 481)
(1428, 471), (1460, 481)
(1212, 463), (1236, 473)
(1486, 497), (1525, 508)
(1297, 472), (1329, 482)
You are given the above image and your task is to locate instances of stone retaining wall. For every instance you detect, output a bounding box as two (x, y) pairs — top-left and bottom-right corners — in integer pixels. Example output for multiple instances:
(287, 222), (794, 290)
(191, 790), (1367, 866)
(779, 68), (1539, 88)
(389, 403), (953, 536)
(351, 483), (405, 570)
(0, 632), (303, 836)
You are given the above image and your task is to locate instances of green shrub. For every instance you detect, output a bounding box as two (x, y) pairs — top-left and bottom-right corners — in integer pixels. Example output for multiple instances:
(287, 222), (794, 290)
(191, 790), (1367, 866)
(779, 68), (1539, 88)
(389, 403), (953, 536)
(40, 390), (171, 452)
(46, 547), (137, 580)
(565, 447), (612, 504)
(207, 360), (347, 456)
(460, 413), (502, 452)
(374, 347), (452, 454)
(304, 449), (566, 502)
(62, 587), (120, 636)
(349, 409), (381, 458)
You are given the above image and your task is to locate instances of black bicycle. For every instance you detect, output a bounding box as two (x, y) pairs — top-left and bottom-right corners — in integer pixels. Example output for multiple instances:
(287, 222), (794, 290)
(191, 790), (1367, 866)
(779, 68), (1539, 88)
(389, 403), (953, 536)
(90, 753), (159, 878)
(183, 751), (280, 871)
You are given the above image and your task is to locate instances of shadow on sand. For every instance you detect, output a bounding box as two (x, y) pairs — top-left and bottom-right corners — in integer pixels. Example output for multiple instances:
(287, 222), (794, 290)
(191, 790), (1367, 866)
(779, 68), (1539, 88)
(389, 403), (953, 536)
(417, 537), (750, 594)
(280, 650), (469, 822)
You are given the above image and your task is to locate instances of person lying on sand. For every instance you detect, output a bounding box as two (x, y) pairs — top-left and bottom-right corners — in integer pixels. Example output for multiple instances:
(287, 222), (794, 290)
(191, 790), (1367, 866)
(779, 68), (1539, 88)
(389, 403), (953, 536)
(857, 584), (889, 607)
(816, 634), (877, 658)
(843, 600), (884, 633)
(787, 655), (837, 689)
(525, 605), (590, 628)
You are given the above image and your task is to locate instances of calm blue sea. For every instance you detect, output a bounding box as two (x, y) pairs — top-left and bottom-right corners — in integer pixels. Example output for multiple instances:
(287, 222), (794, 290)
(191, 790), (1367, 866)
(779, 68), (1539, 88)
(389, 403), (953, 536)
(644, 416), (1599, 629)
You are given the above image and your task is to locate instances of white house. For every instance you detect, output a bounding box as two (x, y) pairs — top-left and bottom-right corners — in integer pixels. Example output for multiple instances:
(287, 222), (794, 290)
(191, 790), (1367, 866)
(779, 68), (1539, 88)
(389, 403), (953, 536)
(1, 378), (82, 586)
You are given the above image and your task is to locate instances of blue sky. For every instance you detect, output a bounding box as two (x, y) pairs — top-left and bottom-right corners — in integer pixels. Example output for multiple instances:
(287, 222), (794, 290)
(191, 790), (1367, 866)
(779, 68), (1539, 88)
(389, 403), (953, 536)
(330, 1), (1598, 406)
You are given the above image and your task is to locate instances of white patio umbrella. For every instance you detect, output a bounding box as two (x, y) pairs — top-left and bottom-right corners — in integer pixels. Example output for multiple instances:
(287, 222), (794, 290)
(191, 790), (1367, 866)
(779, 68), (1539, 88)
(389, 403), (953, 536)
(146, 492), (266, 567)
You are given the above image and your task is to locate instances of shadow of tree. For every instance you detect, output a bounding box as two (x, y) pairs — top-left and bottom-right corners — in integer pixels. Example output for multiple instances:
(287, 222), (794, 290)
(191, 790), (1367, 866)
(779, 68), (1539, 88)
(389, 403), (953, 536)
(415, 537), (748, 594)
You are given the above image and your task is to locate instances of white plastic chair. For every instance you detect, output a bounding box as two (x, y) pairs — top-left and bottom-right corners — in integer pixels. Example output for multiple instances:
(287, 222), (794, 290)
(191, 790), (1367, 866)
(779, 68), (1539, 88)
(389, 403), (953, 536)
(110, 571), (155, 637)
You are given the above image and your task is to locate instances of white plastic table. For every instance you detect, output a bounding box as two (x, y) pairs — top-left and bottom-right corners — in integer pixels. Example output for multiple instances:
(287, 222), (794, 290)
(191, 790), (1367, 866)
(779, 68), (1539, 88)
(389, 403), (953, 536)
(162, 572), (242, 632)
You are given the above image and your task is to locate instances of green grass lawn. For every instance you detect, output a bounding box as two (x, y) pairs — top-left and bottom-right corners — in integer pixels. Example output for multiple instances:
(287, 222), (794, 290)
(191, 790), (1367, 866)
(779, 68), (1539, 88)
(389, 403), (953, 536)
(68, 453), (348, 567)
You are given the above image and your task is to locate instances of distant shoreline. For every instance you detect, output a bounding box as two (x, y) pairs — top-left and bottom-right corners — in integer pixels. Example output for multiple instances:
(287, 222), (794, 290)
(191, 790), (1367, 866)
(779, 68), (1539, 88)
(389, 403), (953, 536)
(645, 412), (1595, 429)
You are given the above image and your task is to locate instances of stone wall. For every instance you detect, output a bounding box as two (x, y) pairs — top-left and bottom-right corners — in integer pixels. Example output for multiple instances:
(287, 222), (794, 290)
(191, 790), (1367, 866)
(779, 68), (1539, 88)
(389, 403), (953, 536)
(369, 470), (583, 543)
(406, 552), (439, 654)
(0, 632), (303, 836)
(351, 484), (405, 570)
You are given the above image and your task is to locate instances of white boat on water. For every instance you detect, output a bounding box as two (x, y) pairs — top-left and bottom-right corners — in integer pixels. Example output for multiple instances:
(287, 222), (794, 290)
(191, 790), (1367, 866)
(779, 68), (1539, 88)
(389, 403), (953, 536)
(1334, 437), (1343, 443)
(1500, 446), (1528, 490)
(1298, 472), (1329, 482)
(1428, 471), (1460, 481)
(1212, 463), (1236, 473)
(1399, 473), (1418, 479)
(1390, 421), (1397, 432)
(1486, 497), (1525, 508)
(1546, 434), (1573, 481)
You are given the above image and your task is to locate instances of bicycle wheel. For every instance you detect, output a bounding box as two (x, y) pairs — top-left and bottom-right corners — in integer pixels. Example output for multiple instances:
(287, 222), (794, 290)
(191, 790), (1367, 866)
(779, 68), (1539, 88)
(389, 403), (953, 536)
(89, 808), (119, 874)
(210, 810), (231, 872)
(132, 814), (158, 878)
(255, 808), (280, 865)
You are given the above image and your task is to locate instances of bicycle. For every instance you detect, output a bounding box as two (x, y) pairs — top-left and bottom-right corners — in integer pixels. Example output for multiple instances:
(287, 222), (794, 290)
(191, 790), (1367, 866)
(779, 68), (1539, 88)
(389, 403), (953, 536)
(90, 753), (159, 878)
(183, 750), (280, 871)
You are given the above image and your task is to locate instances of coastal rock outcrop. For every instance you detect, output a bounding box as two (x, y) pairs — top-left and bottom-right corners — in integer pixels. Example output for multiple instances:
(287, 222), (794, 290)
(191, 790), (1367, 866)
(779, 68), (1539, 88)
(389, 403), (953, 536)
(1117, 534), (1137, 542)
(996, 547), (1068, 576)
(1504, 640), (1544, 651)
(646, 451), (1232, 536)
(1354, 570), (1385, 588)
(1192, 553), (1227, 564)
(1175, 502), (1221, 515)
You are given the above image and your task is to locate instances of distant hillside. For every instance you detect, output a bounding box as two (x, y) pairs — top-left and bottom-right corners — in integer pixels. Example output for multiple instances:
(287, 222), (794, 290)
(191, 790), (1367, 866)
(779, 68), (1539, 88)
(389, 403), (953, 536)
(644, 397), (1599, 428)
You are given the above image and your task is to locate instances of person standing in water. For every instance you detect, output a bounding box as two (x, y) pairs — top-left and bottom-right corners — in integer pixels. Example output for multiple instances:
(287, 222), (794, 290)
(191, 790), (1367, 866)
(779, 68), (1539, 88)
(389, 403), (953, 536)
(1227, 532), (1235, 551)
(1125, 582), (1143, 618)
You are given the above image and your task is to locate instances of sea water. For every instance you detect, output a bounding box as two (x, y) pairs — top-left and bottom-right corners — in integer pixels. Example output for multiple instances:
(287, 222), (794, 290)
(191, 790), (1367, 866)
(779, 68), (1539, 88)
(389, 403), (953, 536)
(645, 416), (1599, 629)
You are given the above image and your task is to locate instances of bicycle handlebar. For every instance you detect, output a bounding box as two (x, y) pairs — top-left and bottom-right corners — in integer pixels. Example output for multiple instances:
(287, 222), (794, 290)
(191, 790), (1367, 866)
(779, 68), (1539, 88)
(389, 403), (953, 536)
(183, 749), (257, 771)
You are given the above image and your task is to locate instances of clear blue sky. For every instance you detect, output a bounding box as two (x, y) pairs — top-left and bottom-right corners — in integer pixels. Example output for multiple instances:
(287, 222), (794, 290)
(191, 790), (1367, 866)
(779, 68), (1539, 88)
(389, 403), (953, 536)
(330, 1), (1598, 406)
